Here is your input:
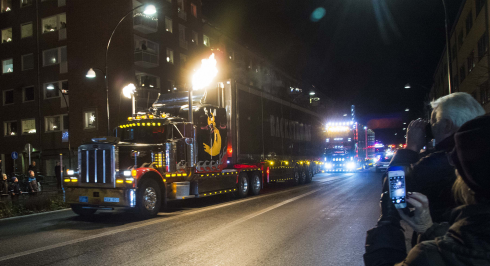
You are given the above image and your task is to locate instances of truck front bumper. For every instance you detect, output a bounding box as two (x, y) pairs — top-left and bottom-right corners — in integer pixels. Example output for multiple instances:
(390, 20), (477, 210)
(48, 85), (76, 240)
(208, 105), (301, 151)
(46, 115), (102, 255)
(65, 187), (136, 208)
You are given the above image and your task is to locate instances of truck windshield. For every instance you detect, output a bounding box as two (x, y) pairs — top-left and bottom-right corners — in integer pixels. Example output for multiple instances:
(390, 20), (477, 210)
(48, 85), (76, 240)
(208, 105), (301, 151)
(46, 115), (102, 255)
(117, 126), (166, 144)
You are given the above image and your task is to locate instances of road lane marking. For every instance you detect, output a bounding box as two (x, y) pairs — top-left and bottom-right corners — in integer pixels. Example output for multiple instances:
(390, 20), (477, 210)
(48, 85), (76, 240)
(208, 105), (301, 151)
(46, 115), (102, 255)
(0, 174), (346, 262)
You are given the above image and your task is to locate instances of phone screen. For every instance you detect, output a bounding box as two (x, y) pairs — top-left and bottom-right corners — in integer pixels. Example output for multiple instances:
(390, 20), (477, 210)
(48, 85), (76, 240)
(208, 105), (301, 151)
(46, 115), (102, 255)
(388, 170), (406, 208)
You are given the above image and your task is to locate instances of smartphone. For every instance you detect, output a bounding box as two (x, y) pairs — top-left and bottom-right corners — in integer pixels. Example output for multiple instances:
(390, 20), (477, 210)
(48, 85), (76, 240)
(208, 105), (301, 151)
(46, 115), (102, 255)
(388, 169), (407, 209)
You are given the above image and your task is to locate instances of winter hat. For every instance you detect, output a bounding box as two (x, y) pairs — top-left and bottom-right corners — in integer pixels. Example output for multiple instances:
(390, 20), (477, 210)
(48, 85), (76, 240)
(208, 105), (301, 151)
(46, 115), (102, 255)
(450, 115), (490, 198)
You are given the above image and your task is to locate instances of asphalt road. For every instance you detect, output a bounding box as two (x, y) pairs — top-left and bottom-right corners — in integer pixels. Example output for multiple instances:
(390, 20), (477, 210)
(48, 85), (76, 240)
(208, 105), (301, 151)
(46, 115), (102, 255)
(0, 169), (383, 266)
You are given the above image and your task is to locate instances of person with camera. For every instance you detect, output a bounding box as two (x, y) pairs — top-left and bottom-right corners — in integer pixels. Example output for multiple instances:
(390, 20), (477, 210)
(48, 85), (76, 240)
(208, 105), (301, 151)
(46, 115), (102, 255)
(365, 115), (490, 265)
(386, 92), (485, 225)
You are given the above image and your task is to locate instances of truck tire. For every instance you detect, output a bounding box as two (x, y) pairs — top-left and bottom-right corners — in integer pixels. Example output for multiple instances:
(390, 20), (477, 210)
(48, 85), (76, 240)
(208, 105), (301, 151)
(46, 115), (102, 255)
(137, 179), (161, 218)
(71, 204), (97, 216)
(305, 169), (313, 183)
(249, 171), (261, 195)
(299, 170), (306, 184)
(235, 172), (249, 198)
(293, 169), (300, 185)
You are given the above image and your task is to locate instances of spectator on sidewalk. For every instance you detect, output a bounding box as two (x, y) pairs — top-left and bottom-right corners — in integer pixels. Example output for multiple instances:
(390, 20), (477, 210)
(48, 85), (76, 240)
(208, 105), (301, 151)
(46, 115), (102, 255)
(28, 161), (37, 175)
(28, 170), (38, 193)
(10, 176), (21, 196)
(55, 161), (62, 190)
(1, 173), (8, 195)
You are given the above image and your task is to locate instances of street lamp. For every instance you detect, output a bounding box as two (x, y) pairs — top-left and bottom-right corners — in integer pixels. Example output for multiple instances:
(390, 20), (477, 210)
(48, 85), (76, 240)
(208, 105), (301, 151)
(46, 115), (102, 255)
(86, 4), (157, 136)
(123, 83), (136, 115)
(189, 53), (218, 123)
(404, 83), (411, 89)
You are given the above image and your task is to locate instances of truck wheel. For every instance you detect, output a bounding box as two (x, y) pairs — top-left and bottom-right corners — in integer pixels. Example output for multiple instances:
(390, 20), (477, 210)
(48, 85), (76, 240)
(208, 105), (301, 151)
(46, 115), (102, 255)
(299, 170), (306, 184)
(305, 170), (313, 183)
(293, 169), (300, 185)
(249, 171), (261, 195)
(235, 172), (249, 198)
(71, 204), (97, 216)
(137, 179), (161, 218)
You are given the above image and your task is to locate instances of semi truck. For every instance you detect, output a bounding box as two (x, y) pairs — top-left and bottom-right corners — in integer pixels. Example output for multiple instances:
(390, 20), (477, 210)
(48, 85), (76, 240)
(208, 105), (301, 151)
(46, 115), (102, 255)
(323, 121), (373, 172)
(63, 80), (325, 217)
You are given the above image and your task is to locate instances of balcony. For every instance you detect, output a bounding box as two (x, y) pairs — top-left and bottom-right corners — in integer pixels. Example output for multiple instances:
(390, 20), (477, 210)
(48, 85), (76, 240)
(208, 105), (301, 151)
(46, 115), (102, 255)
(179, 39), (188, 50)
(133, 15), (158, 34)
(59, 28), (66, 40)
(178, 9), (187, 21)
(134, 50), (159, 68)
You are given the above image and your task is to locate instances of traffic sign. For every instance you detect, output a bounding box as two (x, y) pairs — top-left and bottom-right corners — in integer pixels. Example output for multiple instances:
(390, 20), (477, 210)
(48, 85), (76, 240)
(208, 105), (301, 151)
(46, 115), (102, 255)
(11, 151), (18, 160)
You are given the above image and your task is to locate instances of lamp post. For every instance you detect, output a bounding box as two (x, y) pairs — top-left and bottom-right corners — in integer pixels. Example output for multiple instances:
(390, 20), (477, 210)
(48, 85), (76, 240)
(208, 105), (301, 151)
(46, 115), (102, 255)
(442, 0), (452, 95)
(123, 83), (136, 115)
(86, 4), (156, 136)
(189, 53), (218, 123)
(46, 84), (71, 167)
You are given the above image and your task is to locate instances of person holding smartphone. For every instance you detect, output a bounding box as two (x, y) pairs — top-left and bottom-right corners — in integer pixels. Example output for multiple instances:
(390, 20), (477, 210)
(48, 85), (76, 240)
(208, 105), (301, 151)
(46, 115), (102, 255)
(364, 115), (490, 266)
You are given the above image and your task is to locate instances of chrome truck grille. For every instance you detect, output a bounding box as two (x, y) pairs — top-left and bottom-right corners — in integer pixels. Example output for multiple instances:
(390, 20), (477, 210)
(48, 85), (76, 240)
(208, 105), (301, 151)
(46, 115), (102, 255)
(79, 144), (116, 185)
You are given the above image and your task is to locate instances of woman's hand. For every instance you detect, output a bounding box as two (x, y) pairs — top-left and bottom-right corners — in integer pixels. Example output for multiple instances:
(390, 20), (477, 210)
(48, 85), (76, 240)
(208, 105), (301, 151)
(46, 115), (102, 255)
(398, 192), (433, 233)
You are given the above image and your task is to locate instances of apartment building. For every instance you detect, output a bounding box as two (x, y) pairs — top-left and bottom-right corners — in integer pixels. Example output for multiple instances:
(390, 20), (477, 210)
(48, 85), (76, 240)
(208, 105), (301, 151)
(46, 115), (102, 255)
(430, 0), (490, 113)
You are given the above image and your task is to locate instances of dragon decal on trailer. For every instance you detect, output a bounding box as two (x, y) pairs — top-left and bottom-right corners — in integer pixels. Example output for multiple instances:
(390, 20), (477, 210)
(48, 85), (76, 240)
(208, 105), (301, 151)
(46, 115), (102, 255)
(196, 107), (228, 172)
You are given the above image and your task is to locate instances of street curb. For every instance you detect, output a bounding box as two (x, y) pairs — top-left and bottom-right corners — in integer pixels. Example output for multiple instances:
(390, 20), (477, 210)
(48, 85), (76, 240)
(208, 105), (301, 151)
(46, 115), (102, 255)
(0, 208), (71, 222)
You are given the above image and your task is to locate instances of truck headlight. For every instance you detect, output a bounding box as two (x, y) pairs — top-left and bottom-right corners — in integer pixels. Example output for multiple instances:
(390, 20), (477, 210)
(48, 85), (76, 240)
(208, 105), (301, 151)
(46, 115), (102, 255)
(347, 162), (355, 169)
(67, 170), (74, 175)
(326, 163), (332, 169)
(123, 170), (131, 177)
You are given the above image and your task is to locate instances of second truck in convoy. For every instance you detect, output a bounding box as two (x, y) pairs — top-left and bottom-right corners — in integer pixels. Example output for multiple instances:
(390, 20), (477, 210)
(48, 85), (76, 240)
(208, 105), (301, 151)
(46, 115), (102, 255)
(63, 79), (325, 217)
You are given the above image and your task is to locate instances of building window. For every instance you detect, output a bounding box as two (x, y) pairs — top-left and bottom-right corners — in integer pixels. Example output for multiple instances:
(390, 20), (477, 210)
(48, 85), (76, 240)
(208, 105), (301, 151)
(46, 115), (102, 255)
(177, 0), (184, 10)
(1, 0), (11, 12)
(83, 110), (97, 130)
(478, 32), (488, 59)
(23, 86), (34, 102)
(192, 31), (198, 45)
(22, 118), (36, 134)
(179, 24), (185, 41)
(191, 3), (197, 17)
(42, 13), (66, 33)
(45, 115), (67, 132)
(166, 48), (174, 64)
(180, 54), (187, 68)
(2, 28), (12, 43)
(165, 17), (173, 33)
(21, 0), (32, 7)
(203, 35), (210, 47)
(21, 22), (33, 38)
(2, 58), (13, 73)
(458, 31), (464, 49)
(3, 89), (13, 105)
(136, 73), (160, 89)
(468, 51), (475, 73)
(466, 12), (473, 34)
(42, 46), (66, 66)
(22, 54), (34, 70)
(4, 121), (17, 136)
(477, 0), (486, 16)
(44, 80), (67, 99)
(460, 65), (466, 82)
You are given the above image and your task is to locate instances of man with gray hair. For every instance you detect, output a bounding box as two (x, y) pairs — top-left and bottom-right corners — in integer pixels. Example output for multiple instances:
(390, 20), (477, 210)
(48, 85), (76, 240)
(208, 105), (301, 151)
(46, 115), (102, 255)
(388, 92), (485, 224)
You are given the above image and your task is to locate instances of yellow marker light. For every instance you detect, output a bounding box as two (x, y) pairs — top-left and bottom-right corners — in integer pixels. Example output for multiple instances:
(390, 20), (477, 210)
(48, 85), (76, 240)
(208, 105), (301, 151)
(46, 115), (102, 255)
(131, 169), (137, 177)
(128, 117), (133, 121)
(270, 161), (274, 165)
(119, 125), (123, 128)
(166, 174), (170, 177)
(307, 162), (310, 165)
(157, 123), (161, 126)
(71, 178), (78, 182)
(137, 123), (141, 126)
(152, 123), (156, 126)
(64, 179), (70, 182)
(177, 174), (182, 176)
(141, 115), (147, 119)
(132, 123), (136, 126)
(161, 113), (167, 118)
(285, 161), (289, 165)
(142, 123), (146, 126)
(183, 173), (187, 176)
(204, 194), (207, 196)
(149, 115), (154, 119)
(172, 174), (176, 177)
(136, 116), (141, 120)
(163, 179), (166, 182)
(126, 179), (133, 184)
(116, 179), (124, 184)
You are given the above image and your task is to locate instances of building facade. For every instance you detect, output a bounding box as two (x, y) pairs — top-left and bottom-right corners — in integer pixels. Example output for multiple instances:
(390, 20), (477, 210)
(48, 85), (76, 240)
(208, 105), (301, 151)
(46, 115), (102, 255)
(430, 0), (490, 114)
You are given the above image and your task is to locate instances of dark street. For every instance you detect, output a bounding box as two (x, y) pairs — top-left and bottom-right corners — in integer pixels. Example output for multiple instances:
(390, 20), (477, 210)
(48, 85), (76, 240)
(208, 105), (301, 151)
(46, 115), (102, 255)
(0, 170), (381, 266)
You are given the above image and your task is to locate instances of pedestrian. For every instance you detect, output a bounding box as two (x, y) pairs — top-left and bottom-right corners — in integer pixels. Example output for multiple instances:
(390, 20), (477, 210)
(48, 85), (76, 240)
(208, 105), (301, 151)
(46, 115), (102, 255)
(28, 161), (37, 175)
(55, 161), (62, 190)
(10, 176), (21, 196)
(1, 173), (8, 195)
(364, 115), (490, 266)
(27, 170), (38, 193)
(386, 92), (485, 224)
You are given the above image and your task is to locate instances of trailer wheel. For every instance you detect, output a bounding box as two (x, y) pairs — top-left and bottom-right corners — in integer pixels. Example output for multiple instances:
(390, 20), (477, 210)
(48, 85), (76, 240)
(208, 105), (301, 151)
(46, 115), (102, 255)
(305, 169), (313, 183)
(249, 171), (261, 195)
(137, 179), (161, 218)
(71, 204), (97, 216)
(299, 170), (306, 184)
(235, 172), (249, 198)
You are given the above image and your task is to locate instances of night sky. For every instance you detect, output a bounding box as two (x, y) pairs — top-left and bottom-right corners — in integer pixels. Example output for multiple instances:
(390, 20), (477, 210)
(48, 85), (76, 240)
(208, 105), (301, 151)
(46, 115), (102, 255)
(201, 0), (462, 145)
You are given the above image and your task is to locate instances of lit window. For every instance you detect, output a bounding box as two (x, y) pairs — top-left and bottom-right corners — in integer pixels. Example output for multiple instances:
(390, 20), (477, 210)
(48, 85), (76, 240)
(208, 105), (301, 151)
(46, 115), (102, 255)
(23, 86), (34, 102)
(191, 3), (197, 17)
(21, 0), (33, 7)
(21, 22), (33, 39)
(42, 13), (66, 33)
(1, 0), (12, 12)
(165, 17), (173, 33)
(22, 54), (34, 70)
(2, 58), (13, 73)
(4, 121), (17, 136)
(44, 82), (60, 99)
(84, 110), (96, 129)
(1, 28), (12, 43)
(136, 73), (160, 88)
(45, 116), (61, 132)
(42, 46), (66, 66)
(192, 31), (198, 45)
(22, 118), (36, 134)
(166, 48), (174, 64)
(203, 35), (210, 47)
(3, 89), (13, 105)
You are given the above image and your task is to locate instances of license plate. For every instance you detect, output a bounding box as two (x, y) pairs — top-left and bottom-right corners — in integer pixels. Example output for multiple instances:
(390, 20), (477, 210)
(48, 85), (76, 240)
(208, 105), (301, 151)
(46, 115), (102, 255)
(104, 197), (119, 203)
(79, 196), (88, 203)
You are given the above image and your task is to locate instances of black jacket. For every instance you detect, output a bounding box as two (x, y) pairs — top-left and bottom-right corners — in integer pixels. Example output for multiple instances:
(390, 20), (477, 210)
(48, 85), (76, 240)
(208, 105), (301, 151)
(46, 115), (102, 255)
(364, 204), (490, 266)
(386, 136), (457, 223)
